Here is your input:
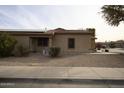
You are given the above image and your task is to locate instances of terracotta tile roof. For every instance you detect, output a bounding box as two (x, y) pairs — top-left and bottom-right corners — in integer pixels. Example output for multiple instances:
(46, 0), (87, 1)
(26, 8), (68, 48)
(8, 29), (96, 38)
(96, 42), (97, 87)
(46, 28), (95, 35)
(47, 28), (66, 33)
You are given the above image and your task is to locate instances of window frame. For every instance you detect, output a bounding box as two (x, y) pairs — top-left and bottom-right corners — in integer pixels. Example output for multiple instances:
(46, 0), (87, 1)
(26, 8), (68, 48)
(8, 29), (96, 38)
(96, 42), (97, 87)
(37, 37), (49, 47)
(68, 38), (75, 49)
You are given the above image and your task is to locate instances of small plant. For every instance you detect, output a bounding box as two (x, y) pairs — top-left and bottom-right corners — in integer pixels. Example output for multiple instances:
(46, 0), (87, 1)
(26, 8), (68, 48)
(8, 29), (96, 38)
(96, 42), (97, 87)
(14, 45), (30, 57)
(105, 49), (109, 52)
(0, 33), (17, 57)
(48, 47), (61, 57)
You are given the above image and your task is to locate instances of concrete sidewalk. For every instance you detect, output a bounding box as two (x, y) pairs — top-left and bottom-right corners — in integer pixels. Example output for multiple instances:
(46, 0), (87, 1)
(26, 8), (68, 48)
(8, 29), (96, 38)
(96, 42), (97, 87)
(0, 66), (124, 80)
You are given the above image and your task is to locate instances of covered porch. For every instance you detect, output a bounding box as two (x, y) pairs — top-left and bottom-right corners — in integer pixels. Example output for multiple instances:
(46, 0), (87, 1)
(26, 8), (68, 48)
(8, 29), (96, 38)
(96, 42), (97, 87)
(29, 35), (53, 53)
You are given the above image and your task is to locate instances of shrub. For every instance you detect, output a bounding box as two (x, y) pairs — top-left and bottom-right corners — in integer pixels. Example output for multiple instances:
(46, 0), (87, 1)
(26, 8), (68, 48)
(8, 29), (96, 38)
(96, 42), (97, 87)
(48, 47), (61, 57)
(105, 49), (109, 52)
(0, 33), (17, 57)
(14, 45), (30, 57)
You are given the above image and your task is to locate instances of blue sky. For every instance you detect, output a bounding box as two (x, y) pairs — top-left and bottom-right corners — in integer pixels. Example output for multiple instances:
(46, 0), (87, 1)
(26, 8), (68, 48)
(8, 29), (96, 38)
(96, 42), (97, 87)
(0, 5), (124, 42)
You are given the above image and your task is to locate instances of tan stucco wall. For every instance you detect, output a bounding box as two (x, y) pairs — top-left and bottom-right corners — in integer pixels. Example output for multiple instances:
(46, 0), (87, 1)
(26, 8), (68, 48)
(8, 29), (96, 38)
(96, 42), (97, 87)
(13, 34), (95, 54)
(91, 39), (96, 49)
(13, 36), (30, 48)
(52, 34), (95, 54)
(13, 36), (51, 52)
(13, 36), (46, 52)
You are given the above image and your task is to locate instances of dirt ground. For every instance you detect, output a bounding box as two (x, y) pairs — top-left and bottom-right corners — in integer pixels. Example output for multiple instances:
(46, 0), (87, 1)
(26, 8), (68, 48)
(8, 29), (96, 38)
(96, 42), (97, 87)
(0, 53), (124, 68)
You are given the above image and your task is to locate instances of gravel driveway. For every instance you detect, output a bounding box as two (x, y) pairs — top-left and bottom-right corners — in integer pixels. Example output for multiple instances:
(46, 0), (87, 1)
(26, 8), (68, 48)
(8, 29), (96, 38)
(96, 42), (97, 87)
(0, 53), (124, 68)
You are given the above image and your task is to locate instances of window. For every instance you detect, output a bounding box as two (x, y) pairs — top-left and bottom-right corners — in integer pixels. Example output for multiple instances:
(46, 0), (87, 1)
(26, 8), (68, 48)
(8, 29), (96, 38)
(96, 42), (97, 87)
(38, 38), (48, 47)
(68, 38), (75, 49)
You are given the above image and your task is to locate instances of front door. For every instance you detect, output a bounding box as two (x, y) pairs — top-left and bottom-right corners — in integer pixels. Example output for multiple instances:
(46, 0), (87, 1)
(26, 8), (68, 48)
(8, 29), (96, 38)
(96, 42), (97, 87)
(30, 37), (49, 52)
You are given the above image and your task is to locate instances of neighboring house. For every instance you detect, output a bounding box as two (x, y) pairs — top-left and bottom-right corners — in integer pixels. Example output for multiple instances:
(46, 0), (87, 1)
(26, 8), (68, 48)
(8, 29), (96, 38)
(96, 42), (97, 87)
(96, 40), (124, 49)
(0, 28), (96, 54)
(115, 40), (124, 48)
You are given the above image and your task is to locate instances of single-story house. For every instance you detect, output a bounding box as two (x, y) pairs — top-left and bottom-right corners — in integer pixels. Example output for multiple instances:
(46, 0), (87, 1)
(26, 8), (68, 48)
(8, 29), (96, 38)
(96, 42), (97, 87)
(0, 28), (96, 54)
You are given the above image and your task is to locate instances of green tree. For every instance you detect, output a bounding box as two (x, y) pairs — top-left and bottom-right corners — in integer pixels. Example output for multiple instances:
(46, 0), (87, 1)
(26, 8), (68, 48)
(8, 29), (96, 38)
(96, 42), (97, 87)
(101, 5), (124, 26)
(0, 33), (17, 57)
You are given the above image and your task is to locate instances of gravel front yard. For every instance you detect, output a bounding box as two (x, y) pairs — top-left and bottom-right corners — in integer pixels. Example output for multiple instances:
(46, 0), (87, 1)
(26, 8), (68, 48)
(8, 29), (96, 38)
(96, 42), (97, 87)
(0, 53), (124, 68)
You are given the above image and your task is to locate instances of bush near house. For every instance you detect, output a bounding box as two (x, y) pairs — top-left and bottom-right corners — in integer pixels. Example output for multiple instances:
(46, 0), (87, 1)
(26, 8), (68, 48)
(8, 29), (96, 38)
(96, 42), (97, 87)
(0, 33), (17, 57)
(14, 45), (30, 57)
(48, 47), (61, 57)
